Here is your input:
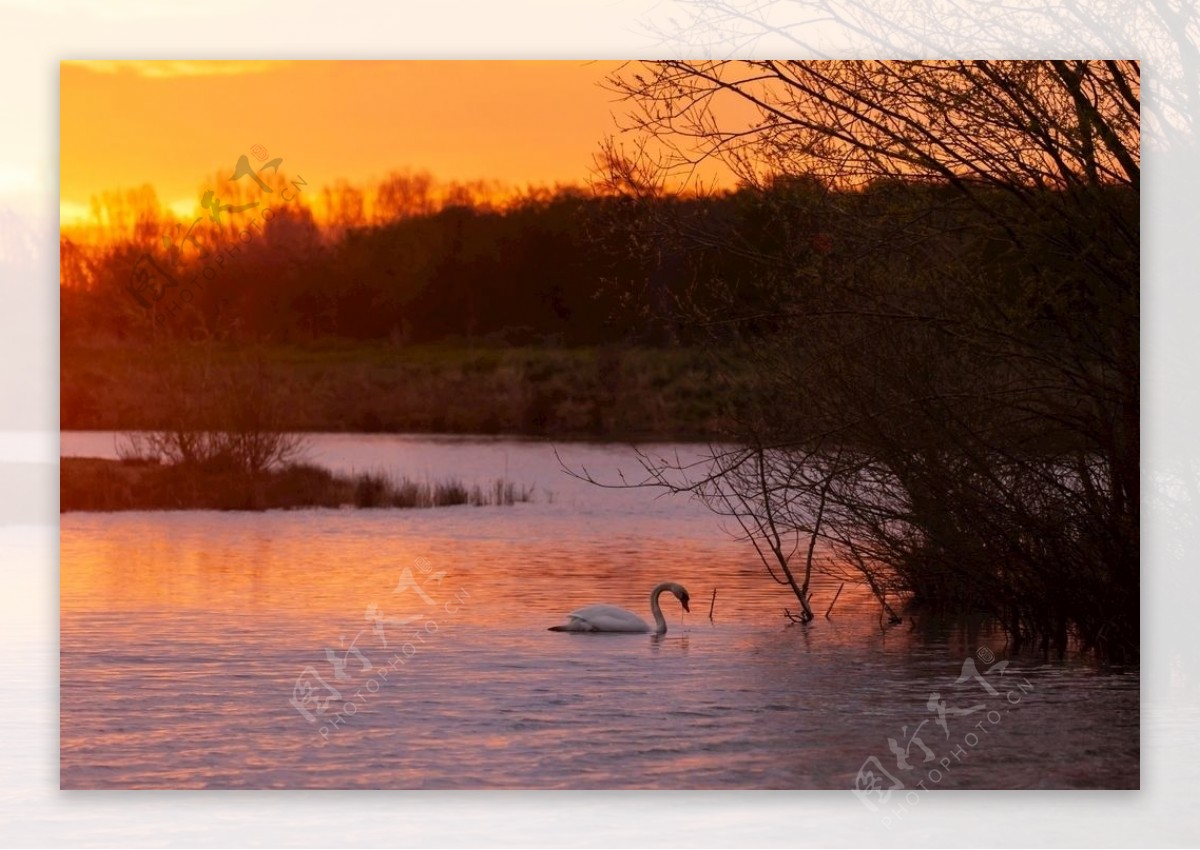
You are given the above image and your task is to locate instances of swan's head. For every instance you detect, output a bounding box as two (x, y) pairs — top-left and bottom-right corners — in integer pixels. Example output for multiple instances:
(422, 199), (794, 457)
(671, 583), (691, 613)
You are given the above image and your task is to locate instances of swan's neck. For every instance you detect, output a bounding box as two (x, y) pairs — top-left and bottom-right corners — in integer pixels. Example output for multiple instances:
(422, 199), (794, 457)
(649, 583), (671, 634)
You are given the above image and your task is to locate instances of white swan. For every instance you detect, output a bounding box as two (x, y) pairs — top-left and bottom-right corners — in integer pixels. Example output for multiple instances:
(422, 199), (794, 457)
(548, 582), (691, 634)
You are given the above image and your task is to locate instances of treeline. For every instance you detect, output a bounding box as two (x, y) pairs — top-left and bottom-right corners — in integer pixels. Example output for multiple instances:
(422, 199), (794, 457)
(62, 179), (657, 345)
(61, 175), (1133, 349)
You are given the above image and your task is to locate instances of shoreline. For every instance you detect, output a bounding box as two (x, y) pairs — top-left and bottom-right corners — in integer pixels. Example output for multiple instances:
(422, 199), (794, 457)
(58, 428), (728, 445)
(61, 341), (736, 440)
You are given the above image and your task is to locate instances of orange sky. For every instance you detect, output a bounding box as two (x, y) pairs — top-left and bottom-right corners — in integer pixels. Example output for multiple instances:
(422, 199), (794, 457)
(60, 60), (642, 225)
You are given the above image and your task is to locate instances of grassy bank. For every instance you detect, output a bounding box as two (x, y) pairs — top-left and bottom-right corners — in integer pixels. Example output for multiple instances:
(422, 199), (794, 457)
(61, 456), (535, 512)
(61, 341), (734, 439)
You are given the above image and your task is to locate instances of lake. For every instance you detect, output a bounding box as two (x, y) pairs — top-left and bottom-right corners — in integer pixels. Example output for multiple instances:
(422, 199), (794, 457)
(60, 433), (1139, 790)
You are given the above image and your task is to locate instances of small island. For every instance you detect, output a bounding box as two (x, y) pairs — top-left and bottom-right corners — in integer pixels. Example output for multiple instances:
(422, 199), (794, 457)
(60, 456), (532, 512)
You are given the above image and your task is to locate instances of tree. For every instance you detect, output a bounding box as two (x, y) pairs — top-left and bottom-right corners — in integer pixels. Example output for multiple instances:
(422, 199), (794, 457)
(116, 346), (306, 475)
(373, 169), (436, 222)
(604, 61), (1139, 658)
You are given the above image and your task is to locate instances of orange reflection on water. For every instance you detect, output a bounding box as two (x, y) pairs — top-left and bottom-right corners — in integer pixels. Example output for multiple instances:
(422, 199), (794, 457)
(59, 438), (1139, 790)
(62, 502), (891, 655)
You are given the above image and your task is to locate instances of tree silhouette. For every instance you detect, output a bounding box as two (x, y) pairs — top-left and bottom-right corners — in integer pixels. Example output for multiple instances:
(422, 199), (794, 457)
(602, 60), (1139, 658)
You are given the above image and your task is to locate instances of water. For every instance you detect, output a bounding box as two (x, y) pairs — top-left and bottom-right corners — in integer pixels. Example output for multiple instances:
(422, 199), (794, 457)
(60, 433), (1139, 789)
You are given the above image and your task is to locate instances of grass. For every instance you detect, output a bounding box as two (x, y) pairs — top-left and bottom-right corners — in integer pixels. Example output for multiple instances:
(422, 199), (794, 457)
(350, 470), (534, 508)
(61, 456), (536, 512)
(60, 340), (736, 439)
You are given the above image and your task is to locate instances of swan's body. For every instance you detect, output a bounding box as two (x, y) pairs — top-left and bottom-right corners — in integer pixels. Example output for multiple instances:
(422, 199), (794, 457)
(548, 582), (690, 634)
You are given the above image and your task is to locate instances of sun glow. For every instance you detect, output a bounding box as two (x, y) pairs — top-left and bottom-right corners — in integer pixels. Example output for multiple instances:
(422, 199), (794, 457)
(60, 60), (636, 240)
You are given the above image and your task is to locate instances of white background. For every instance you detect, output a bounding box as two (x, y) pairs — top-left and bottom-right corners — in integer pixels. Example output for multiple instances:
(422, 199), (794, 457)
(0, 0), (1195, 846)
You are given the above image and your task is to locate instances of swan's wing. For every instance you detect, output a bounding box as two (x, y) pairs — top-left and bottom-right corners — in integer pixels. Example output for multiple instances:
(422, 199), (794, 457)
(564, 604), (650, 633)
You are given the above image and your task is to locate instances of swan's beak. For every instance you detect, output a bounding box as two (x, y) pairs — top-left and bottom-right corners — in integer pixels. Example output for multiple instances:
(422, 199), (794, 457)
(682, 598), (691, 613)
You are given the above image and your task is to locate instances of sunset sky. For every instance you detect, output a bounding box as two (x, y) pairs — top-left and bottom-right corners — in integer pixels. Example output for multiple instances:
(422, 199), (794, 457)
(60, 60), (638, 225)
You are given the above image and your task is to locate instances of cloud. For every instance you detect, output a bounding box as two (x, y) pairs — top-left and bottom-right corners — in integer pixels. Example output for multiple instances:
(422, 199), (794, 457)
(64, 60), (287, 78)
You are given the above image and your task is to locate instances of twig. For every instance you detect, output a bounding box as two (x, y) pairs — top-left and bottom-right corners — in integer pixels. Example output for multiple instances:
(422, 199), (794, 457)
(825, 583), (844, 619)
(708, 588), (717, 622)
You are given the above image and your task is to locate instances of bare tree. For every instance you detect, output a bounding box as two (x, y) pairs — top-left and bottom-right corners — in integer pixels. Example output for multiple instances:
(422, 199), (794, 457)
(373, 170), (437, 223)
(603, 61), (1139, 658)
(117, 345), (307, 475)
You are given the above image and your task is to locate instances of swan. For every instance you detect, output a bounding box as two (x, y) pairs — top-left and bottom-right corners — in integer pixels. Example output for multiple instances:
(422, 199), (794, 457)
(548, 582), (691, 634)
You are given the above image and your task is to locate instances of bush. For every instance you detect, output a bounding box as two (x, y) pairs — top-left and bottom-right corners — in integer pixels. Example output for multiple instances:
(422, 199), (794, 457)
(115, 345), (307, 475)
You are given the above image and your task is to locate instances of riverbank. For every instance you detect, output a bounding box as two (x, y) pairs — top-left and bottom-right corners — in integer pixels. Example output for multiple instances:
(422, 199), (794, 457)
(60, 456), (534, 512)
(61, 341), (734, 439)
